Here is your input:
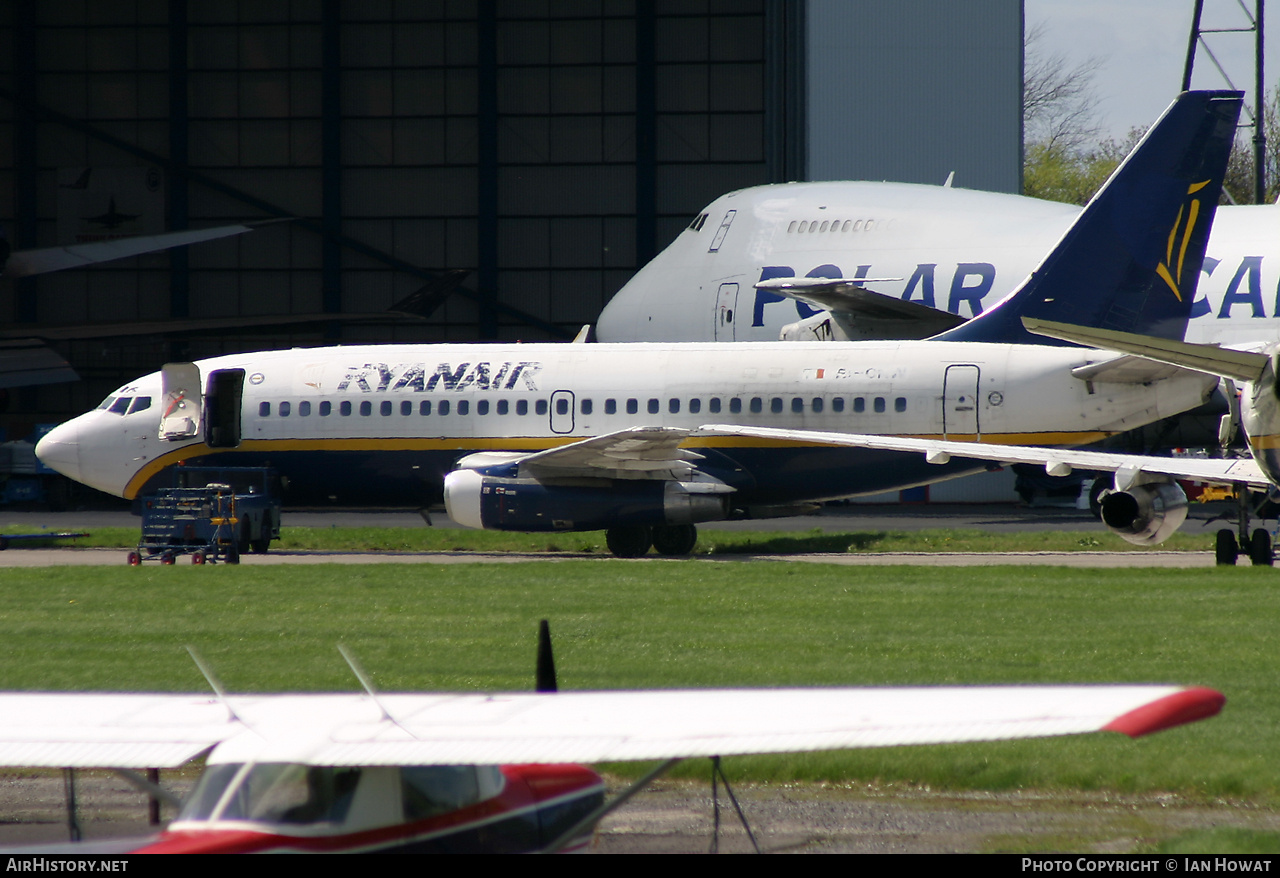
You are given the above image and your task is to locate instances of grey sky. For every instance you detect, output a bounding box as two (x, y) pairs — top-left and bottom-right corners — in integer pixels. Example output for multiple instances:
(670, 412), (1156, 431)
(1026, 0), (1274, 141)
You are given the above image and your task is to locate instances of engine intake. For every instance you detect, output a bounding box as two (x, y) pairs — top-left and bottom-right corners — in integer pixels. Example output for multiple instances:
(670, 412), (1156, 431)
(1098, 479), (1188, 546)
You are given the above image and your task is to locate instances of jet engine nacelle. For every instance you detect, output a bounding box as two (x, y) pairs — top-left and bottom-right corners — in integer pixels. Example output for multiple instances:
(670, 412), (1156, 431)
(1097, 478), (1188, 546)
(443, 469), (729, 532)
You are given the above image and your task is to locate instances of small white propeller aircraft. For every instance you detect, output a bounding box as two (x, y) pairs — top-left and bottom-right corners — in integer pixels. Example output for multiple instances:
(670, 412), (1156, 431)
(0, 674), (1224, 853)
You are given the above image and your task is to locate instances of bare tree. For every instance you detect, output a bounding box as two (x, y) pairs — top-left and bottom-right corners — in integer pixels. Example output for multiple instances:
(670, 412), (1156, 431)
(1023, 22), (1105, 152)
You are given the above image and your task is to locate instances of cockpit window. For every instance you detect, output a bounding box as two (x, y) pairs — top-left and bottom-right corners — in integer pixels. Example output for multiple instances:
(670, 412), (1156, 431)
(178, 763), (363, 825)
(109, 397), (132, 415)
(401, 766), (482, 820)
(128, 396), (152, 415)
(96, 396), (116, 411)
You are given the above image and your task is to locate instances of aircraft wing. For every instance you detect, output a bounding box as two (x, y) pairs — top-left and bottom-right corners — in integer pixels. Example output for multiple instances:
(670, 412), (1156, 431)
(0, 685), (1223, 768)
(0, 338), (78, 389)
(696, 424), (1272, 489)
(2, 223), (261, 279)
(465, 427), (713, 481)
(756, 277), (966, 337)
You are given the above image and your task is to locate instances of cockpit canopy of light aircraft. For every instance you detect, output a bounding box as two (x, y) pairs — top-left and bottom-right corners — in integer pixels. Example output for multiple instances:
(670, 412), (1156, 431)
(176, 762), (505, 831)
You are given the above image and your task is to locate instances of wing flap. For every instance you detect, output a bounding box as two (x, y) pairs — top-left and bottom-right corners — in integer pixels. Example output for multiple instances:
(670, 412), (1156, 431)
(695, 424), (1271, 488)
(461, 427), (706, 481)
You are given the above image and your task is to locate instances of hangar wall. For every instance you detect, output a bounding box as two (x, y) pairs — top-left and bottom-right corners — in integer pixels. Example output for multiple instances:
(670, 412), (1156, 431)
(805, 0), (1023, 191)
(0, 0), (1019, 428)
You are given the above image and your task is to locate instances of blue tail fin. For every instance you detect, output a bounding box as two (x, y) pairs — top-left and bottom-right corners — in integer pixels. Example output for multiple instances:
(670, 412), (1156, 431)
(934, 90), (1242, 345)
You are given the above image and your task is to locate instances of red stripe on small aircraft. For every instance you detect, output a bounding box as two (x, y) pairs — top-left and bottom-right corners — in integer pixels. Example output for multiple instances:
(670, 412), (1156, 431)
(1102, 687), (1225, 738)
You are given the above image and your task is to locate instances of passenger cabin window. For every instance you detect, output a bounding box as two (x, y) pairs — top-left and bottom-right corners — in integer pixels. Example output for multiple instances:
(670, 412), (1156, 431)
(496, 400), (508, 415)
(853, 398), (865, 413)
(280, 402), (291, 417)
(729, 398), (742, 414)
(709, 398), (721, 414)
(420, 400), (432, 415)
(401, 401), (412, 416)
(771, 397), (783, 414)
(535, 399), (547, 416)
(556, 398), (569, 415)
(668, 399), (680, 414)
(360, 401), (372, 416)
(895, 397), (907, 413)
(749, 398), (762, 414)
(648, 399), (659, 414)
(812, 397), (823, 413)
(458, 400), (469, 416)
(626, 399), (638, 415)
(874, 397), (886, 413)
(340, 401), (352, 416)
(320, 401), (331, 416)
(517, 400), (528, 416)
(832, 398), (844, 413)
(791, 398), (804, 414)
(605, 399), (616, 415)
(299, 401), (311, 416)
(477, 400), (489, 415)
(580, 399), (592, 415)
(258, 402), (270, 417)
(689, 398), (701, 414)
(439, 400), (451, 416)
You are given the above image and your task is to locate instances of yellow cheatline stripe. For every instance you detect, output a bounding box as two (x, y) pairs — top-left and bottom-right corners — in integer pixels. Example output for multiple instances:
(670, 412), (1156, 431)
(1177, 198), (1200, 279)
(122, 436), (581, 498)
(122, 431), (1114, 498)
(1156, 262), (1182, 301)
(1248, 434), (1280, 451)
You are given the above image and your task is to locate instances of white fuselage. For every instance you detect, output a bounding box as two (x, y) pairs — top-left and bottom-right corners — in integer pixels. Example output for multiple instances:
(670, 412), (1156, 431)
(36, 340), (1215, 509)
(596, 182), (1280, 347)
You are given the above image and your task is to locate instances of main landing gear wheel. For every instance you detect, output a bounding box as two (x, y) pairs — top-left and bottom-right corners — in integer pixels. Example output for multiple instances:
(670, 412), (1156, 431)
(1216, 529), (1239, 566)
(651, 524), (698, 556)
(606, 525), (652, 558)
(1250, 529), (1274, 567)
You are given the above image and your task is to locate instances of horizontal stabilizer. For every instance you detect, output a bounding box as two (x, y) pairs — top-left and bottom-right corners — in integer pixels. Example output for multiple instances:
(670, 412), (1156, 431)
(2, 223), (259, 278)
(1025, 317), (1270, 383)
(756, 277), (965, 335)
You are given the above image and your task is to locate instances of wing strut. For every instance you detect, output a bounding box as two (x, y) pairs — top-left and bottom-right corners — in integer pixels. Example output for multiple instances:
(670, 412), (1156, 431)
(710, 755), (760, 854)
(186, 646), (243, 725)
(539, 757), (684, 854)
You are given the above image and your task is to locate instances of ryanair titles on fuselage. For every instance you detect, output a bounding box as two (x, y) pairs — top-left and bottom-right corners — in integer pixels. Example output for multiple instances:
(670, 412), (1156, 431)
(335, 361), (544, 394)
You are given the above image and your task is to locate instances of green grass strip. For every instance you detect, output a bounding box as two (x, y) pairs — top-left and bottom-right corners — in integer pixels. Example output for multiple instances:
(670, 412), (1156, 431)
(6, 524), (1225, 554)
(0, 562), (1271, 801)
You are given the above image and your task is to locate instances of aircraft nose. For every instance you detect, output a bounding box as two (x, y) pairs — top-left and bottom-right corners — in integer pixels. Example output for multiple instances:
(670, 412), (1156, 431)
(35, 420), (82, 483)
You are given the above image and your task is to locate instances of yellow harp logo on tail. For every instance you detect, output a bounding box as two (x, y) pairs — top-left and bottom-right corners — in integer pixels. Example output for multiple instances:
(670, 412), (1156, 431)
(1157, 180), (1210, 302)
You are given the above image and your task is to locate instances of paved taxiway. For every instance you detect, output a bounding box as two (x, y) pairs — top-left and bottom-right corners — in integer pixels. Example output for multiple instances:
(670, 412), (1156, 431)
(0, 502), (1242, 567)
